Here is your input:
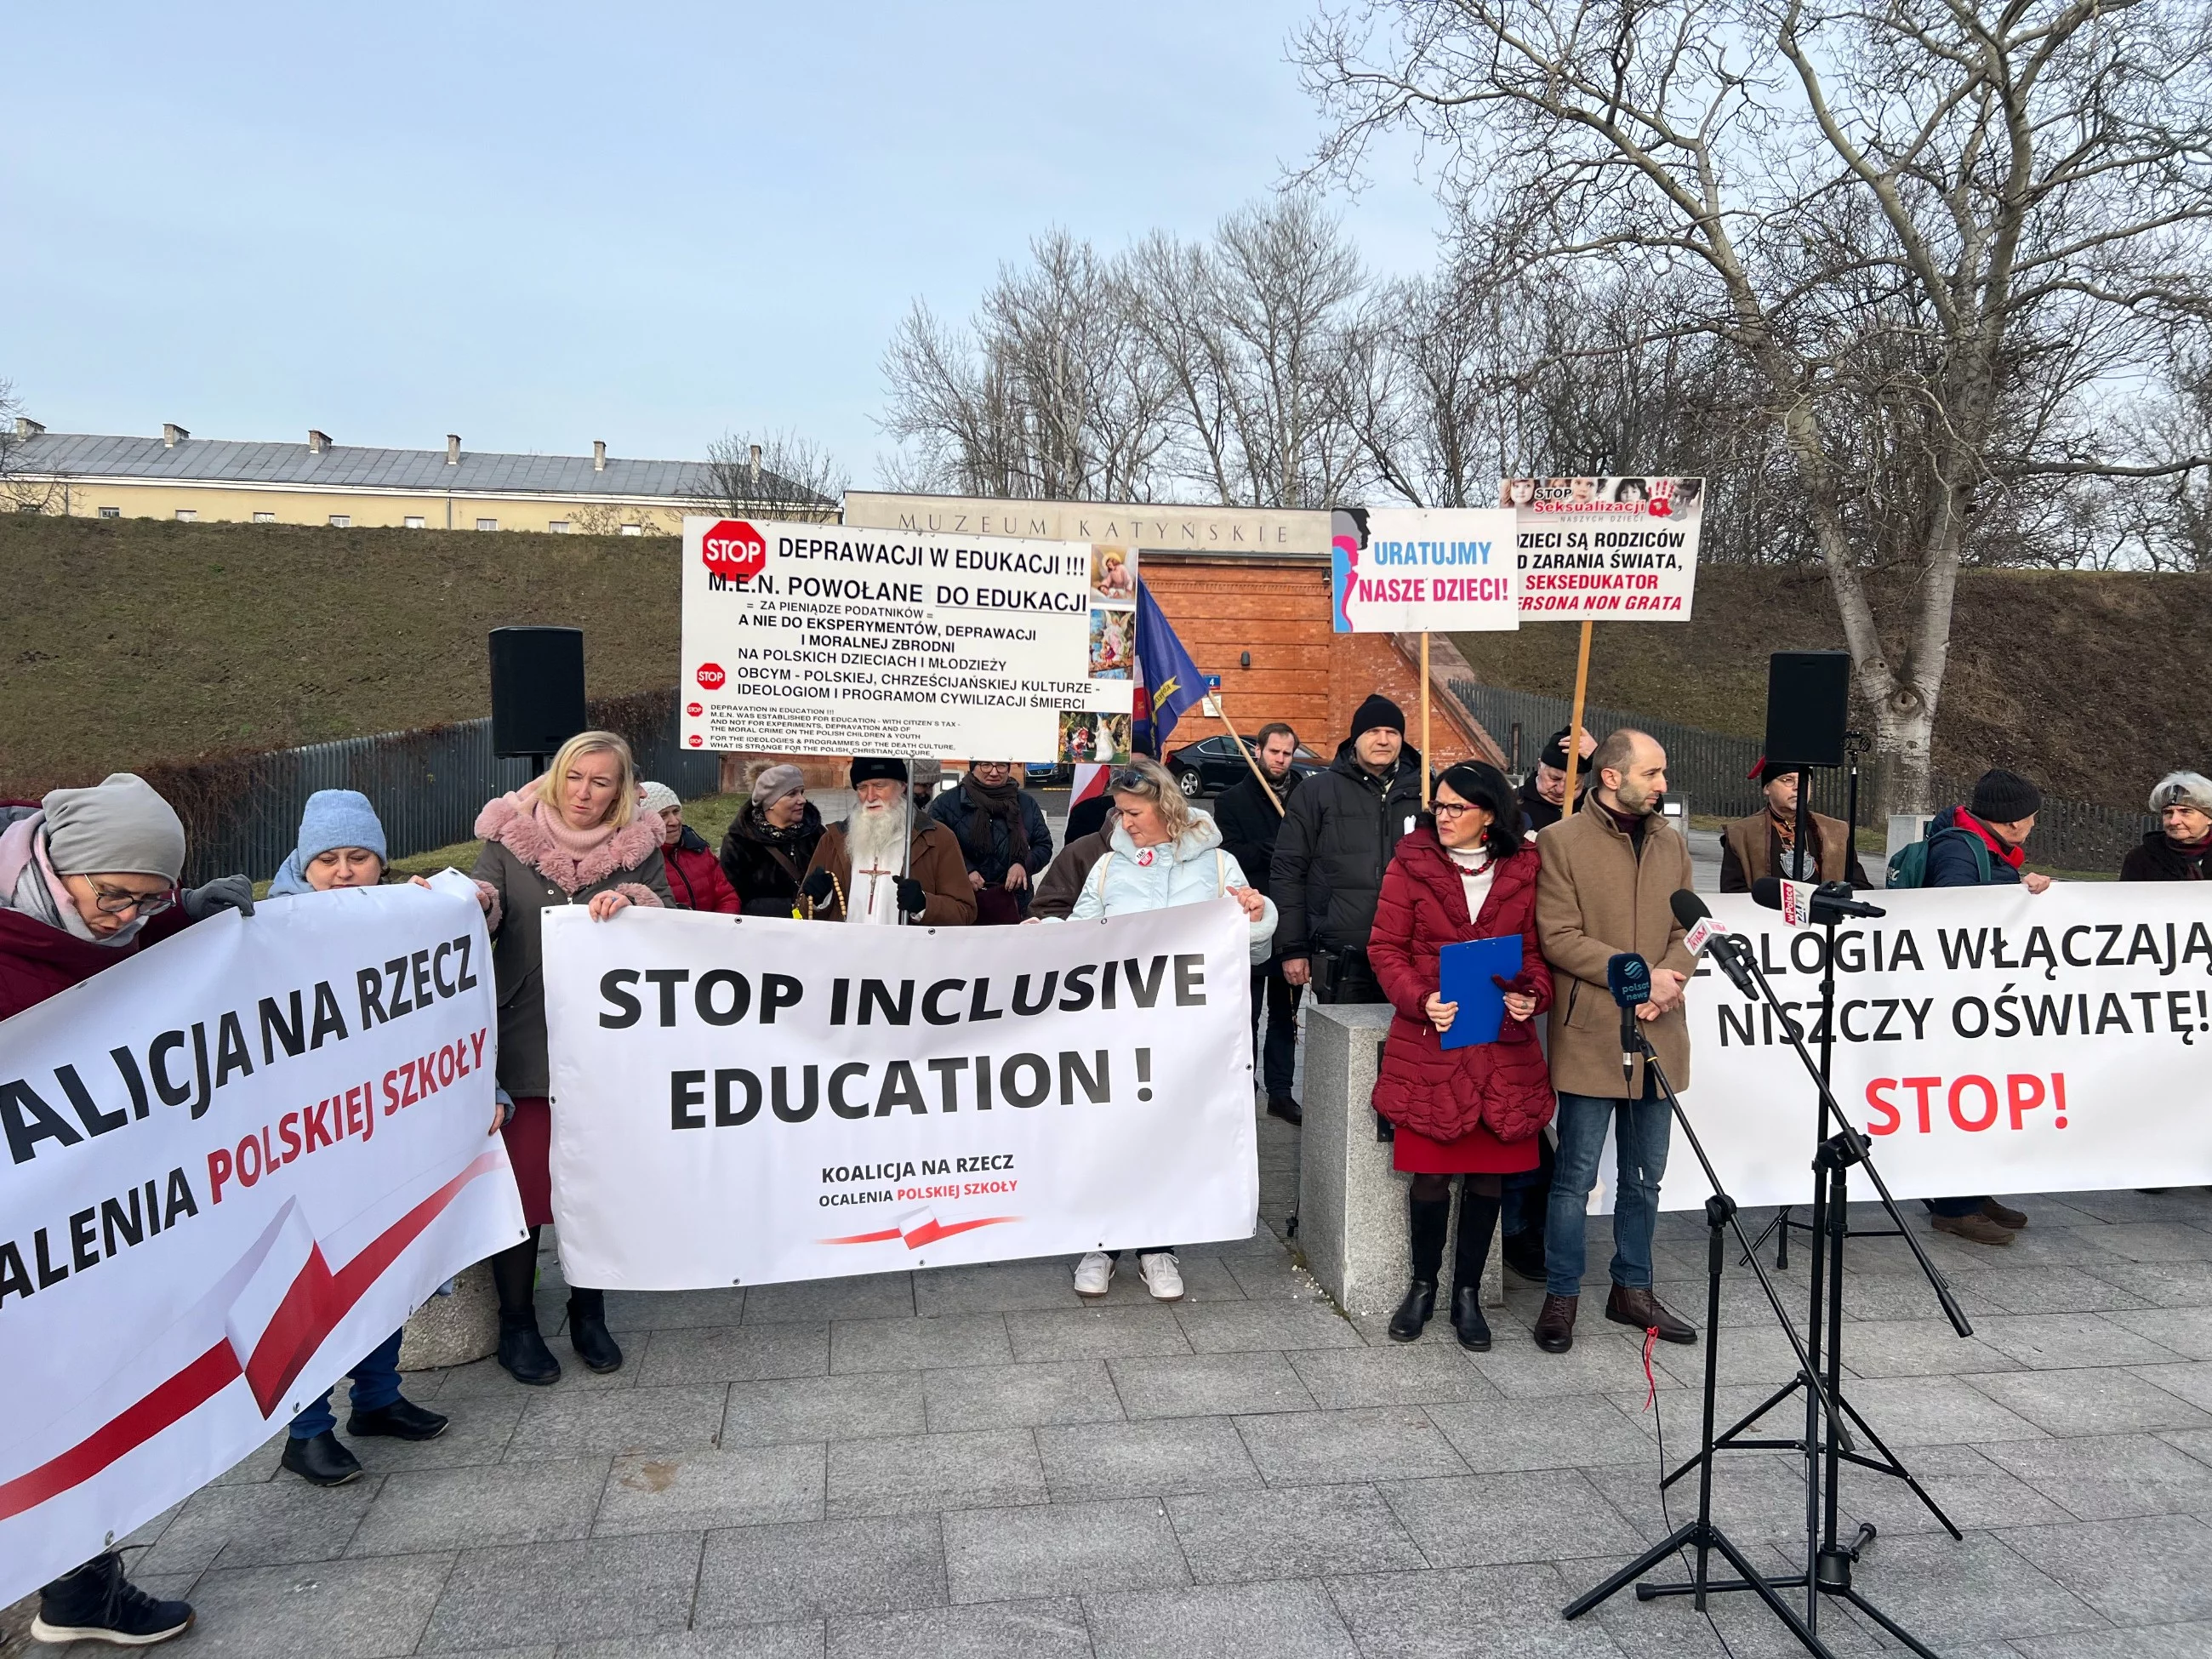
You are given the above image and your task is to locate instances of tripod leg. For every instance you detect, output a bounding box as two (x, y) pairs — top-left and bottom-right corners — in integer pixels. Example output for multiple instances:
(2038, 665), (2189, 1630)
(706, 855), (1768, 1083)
(1836, 1394), (1964, 1540)
(1561, 1523), (1704, 1621)
(1707, 1529), (1837, 1658)
(1841, 1588), (1948, 1659)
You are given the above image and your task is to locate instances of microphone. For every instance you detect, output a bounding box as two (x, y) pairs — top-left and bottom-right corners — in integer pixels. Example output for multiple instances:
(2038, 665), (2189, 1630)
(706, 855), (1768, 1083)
(1671, 888), (1756, 996)
(1605, 952), (1651, 1086)
(1750, 876), (1887, 922)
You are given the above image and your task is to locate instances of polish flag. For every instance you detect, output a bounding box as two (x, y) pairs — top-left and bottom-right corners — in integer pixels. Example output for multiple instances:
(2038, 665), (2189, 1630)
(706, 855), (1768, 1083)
(1070, 764), (1109, 806)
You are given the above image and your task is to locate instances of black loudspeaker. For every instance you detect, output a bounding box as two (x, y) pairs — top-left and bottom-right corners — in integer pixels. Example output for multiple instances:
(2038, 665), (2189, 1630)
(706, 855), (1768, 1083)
(1763, 650), (1851, 767)
(489, 626), (586, 759)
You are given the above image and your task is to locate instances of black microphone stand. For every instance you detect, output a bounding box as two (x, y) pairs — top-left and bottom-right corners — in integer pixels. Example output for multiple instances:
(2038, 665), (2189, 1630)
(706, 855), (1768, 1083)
(1560, 1023), (1851, 1657)
(1677, 922), (1970, 1656)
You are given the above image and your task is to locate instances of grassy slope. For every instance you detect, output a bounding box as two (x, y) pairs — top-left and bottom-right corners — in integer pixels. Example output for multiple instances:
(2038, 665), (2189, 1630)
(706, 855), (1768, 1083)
(0, 516), (682, 798)
(1451, 564), (2212, 809)
(7, 516), (2203, 811)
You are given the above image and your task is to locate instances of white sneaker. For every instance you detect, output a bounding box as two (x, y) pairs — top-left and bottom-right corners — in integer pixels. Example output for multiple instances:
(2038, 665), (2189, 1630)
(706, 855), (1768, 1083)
(1138, 1251), (1185, 1301)
(1074, 1251), (1114, 1297)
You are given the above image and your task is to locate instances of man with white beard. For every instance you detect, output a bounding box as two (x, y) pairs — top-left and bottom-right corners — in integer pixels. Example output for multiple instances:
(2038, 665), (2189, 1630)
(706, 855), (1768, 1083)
(800, 757), (978, 926)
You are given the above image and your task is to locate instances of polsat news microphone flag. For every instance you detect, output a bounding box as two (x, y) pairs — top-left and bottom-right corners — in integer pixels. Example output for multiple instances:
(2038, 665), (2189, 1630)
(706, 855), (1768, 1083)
(1133, 579), (1208, 755)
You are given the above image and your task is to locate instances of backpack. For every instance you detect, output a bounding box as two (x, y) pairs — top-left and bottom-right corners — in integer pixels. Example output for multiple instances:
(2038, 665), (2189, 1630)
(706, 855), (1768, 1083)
(1885, 817), (1990, 889)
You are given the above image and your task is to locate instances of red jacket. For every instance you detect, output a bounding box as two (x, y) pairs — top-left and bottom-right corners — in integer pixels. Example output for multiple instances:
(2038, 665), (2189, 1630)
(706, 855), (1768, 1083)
(0, 904), (189, 1023)
(1366, 827), (1555, 1145)
(662, 829), (743, 915)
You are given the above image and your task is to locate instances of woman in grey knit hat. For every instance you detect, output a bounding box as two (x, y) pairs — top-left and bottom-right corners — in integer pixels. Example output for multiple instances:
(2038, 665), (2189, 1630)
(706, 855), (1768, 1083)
(2120, 772), (2212, 881)
(718, 762), (826, 915)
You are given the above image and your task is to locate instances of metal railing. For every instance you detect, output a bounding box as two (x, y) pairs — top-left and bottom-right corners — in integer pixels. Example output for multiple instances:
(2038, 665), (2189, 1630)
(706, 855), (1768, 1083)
(1445, 676), (2152, 874)
(159, 689), (719, 884)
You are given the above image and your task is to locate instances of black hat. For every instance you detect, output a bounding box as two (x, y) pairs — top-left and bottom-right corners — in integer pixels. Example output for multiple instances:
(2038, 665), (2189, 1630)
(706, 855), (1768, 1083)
(1970, 768), (2042, 824)
(1537, 727), (1574, 772)
(1747, 756), (1799, 787)
(849, 757), (909, 788)
(1349, 694), (1405, 742)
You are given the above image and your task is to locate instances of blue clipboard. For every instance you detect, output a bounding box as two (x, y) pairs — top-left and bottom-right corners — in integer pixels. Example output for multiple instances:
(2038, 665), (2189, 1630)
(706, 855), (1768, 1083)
(1436, 934), (1525, 1050)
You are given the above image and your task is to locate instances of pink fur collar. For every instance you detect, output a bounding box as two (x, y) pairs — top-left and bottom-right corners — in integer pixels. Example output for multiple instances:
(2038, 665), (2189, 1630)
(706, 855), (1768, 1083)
(475, 788), (661, 893)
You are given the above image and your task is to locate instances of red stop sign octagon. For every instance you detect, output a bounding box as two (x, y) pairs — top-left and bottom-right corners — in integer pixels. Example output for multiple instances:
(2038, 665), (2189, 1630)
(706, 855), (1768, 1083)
(696, 663), (727, 690)
(702, 518), (766, 580)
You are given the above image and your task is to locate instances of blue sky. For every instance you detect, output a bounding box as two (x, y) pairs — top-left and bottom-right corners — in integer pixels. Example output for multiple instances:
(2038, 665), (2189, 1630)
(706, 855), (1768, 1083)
(2, 1), (1441, 482)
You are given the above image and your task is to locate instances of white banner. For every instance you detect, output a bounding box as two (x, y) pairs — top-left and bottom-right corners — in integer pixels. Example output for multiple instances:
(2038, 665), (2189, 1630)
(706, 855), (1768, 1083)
(1500, 476), (1703, 619)
(540, 902), (1257, 1288)
(1667, 887), (2212, 1210)
(1332, 508), (1519, 633)
(681, 515), (1133, 761)
(0, 878), (526, 1604)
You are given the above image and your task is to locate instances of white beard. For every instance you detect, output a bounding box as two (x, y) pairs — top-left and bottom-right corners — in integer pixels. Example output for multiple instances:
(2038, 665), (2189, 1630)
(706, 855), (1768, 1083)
(847, 800), (909, 870)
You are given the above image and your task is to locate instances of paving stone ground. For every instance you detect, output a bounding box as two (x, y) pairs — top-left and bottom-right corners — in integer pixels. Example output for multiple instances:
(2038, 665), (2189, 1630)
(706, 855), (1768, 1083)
(22, 827), (2212, 1657)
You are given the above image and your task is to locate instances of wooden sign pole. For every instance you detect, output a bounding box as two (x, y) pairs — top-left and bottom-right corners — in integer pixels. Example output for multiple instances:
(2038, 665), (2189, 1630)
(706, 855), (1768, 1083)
(1560, 619), (1594, 815)
(1419, 631), (1433, 807)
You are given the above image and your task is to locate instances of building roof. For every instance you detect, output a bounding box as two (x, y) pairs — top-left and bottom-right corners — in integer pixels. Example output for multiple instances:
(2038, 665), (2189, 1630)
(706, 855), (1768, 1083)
(11, 429), (819, 504)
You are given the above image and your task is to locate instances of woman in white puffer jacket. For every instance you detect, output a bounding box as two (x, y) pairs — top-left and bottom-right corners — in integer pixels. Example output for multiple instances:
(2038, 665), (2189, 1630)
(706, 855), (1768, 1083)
(1052, 756), (1276, 1302)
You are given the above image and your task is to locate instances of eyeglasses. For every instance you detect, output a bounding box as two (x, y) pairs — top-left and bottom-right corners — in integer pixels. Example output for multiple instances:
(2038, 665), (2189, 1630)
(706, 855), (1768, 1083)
(83, 880), (175, 917)
(1109, 768), (1155, 793)
(1433, 801), (1482, 819)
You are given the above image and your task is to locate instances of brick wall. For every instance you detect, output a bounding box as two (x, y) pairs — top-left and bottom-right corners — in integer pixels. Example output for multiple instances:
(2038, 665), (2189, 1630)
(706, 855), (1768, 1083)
(1142, 558), (1486, 767)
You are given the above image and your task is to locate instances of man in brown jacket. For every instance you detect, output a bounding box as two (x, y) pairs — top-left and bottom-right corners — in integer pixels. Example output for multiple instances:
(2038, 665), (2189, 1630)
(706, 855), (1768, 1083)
(1533, 728), (1699, 1354)
(1719, 761), (1872, 892)
(801, 758), (978, 926)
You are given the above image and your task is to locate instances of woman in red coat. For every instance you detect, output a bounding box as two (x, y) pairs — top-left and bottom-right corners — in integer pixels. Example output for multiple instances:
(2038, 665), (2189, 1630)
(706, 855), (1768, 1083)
(641, 781), (743, 914)
(1367, 761), (1554, 1349)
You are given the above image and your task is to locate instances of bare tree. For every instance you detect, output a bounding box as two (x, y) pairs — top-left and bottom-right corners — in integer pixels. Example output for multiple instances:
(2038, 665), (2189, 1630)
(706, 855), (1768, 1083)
(881, 232), (1174, 501)
(1298, 0), (2212, 809)
(693, 429), (847, 521)
(0, 380), (60, 515)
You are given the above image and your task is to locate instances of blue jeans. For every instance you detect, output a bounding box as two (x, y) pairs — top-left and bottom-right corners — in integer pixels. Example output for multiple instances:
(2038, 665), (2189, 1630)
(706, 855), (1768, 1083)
(1546, 1086), (1671, 1297)
(288, 1329), (405, 1439)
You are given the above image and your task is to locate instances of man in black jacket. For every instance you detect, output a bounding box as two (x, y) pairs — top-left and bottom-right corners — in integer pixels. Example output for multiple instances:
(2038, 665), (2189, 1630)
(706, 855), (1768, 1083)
(1517, 726), (1591, 833)
(1217, 723), (1307, 1123)
(1272, 695), (1425, 1005)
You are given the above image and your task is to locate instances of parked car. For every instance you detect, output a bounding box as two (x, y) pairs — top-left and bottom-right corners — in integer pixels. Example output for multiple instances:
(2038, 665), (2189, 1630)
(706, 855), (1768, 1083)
(1024, 761), (1072, 788)
(1164, 733), (1325, 798)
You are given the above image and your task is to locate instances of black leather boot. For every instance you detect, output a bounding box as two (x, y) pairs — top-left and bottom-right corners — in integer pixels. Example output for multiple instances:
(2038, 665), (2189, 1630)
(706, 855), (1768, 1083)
(498, 1312), (561, 1385)
(1389, 1194), (1451, 1342)
(567, 1288), (624, 1373)
(1451, 1192), (1500, 1351)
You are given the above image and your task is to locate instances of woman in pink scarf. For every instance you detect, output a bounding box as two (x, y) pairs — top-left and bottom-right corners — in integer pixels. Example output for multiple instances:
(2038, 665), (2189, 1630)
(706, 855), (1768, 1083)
(472, 732), (670, 1384)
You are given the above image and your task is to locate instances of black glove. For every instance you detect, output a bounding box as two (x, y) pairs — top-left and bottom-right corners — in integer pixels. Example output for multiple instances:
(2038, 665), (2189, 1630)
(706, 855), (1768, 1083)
(800, 869), (835, 904)
(181, 874), (255, 921)
(897, 877), (927, 916)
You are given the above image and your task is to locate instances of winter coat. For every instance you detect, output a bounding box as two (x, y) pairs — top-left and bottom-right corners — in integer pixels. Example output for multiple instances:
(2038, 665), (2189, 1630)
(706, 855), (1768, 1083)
(1269, 744), (1427, 961)
(661, 826), (743, 914)
(720, 802), (827, 917)
(0, 805), (191, 1023)
(804, 815), (978, 926)
(1216, 768), (1302, 900)
(927, 784), (1053, 906)
(1534, 805), (1697, 1097)
(2120, 830), (2212, 882)
(1029, 830), (1112, 922)
(1367, 827), (1555, 1145)
(1063, 811), (1277, 963)
(1518, 776), (1564, 835)
(471, 792), (671, 1097)
(1719, 810), (1872, 892)
(1924, 807), (2023, 887)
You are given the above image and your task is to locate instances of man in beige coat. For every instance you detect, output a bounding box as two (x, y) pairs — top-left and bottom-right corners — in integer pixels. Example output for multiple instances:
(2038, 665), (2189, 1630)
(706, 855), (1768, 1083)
(1532, 729), (1699, 1354)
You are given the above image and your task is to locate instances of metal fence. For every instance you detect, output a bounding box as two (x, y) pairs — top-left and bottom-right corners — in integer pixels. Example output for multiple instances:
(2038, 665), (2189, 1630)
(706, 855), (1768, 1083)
(1445, 676), (2152, 874)
(164, 689), (720, 884)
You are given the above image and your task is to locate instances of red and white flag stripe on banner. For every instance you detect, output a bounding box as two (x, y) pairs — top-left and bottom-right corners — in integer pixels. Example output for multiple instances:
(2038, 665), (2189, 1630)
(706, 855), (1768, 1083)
(0, 876), (524, 1602)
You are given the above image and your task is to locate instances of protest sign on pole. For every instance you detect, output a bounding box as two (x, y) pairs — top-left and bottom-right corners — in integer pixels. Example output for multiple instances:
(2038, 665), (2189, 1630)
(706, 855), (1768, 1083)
(0, 878), (525, 1605)
(1330, 508), (1520, 633)
(1661, 887), (2212, 1211)
(681, 516), (1134, 761)
(1501, 476), (1704, 621)
(539, 902), (1257, 1289)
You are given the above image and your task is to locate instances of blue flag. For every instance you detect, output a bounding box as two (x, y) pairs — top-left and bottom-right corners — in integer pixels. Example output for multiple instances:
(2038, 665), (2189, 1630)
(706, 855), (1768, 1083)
(1133, 579), (1207, 755)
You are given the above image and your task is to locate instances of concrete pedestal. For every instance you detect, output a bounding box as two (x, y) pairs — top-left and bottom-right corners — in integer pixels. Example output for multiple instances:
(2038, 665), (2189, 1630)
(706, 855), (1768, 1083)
(397, 1261), (500, 1371)
(1298, 1001), (1506, 1319)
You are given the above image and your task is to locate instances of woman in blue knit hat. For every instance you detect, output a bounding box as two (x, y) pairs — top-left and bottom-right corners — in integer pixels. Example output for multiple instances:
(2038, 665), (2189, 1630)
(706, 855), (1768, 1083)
(265, 790), (495, 1485)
